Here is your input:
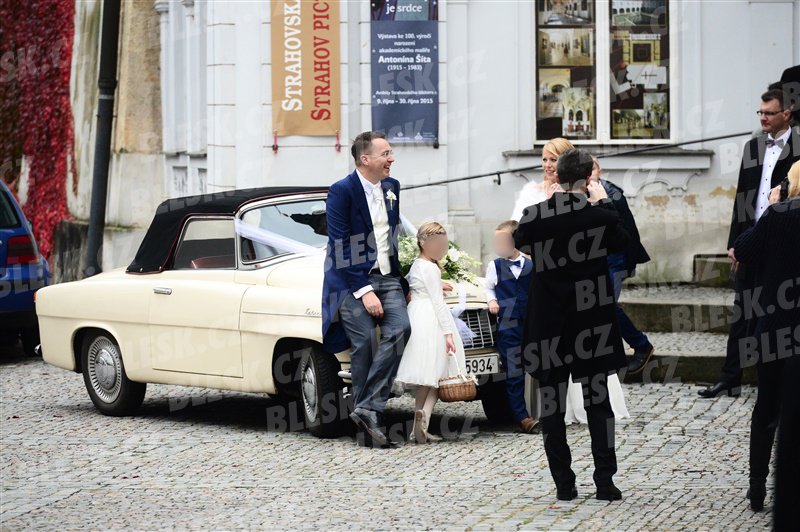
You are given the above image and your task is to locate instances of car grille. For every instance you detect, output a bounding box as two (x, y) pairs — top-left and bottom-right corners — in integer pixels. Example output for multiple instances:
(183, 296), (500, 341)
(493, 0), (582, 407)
(459, 308), (495, 350)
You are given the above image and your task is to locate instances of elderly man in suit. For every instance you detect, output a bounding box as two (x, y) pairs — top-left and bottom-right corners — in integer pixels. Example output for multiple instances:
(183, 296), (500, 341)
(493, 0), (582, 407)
(699, 88), (800, 398)
(322, 131), (411, 448)
(514, 148), (630, 502)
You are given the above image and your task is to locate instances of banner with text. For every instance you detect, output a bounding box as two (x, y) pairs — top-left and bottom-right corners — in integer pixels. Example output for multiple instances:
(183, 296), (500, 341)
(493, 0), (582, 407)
(271, 0), (340, 136)
(370, 0), (439, 144)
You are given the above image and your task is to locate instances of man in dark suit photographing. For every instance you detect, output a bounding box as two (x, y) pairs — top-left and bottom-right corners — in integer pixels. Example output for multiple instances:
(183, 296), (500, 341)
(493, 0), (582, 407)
(700, 88), (800, 398)
(514, 148), (630, 502)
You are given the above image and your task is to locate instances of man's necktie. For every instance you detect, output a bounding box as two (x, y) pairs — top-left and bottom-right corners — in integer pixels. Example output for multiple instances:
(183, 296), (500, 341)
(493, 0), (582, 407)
(372, 185), (384, 209)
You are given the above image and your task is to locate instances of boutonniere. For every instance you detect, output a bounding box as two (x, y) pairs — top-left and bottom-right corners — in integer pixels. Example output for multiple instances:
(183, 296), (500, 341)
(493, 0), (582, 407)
(385, 189), (397, 210)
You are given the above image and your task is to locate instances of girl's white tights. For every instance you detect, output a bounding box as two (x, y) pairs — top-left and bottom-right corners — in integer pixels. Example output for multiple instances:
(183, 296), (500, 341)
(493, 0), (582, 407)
(415, 386), (439, 428)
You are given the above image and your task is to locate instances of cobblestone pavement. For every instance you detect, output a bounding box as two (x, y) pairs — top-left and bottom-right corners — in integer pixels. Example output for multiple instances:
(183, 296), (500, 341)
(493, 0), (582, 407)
(620, 285), (734, 305)
(637, 332), (727, 356)
(1, 355), (774, 531)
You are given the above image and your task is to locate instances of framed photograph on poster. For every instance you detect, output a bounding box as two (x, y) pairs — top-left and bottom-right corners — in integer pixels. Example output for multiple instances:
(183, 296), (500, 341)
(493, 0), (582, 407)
(538, 28), (594, 67)
(611, 0), (667, 28)
(538, 0), (594, 26)
(535, 0), (597, 141)
(612, 109), (646, 138)
(537, 68), (595, 139)
(609, 1), (670, 139)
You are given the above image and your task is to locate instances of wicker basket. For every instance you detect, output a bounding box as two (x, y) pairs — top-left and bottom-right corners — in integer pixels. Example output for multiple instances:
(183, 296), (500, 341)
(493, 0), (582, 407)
(438, 357), (478, 402)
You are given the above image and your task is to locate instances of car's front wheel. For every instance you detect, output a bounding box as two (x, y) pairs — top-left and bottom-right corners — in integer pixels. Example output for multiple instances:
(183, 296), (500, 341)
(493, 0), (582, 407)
(81, 332), (146, 416)
(299, 348), (348, 438)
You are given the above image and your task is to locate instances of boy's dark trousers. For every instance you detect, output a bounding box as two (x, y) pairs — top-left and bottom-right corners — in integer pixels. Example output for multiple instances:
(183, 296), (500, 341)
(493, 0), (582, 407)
(496, 316), (529, 422)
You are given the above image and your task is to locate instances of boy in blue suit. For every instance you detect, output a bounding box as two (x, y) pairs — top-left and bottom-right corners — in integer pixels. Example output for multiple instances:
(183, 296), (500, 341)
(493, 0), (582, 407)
(485, 220), (539, 433)
(322, 131), (411, 448)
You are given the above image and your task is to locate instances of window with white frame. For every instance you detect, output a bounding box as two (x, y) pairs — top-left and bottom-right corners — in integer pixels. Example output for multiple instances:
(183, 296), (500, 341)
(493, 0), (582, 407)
(155, 0), (208, 196)
(535, 0), (672, 143)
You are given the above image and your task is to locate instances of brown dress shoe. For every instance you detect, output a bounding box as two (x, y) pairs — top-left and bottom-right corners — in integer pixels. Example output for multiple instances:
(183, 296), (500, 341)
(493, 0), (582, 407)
(519, 417), (539, 433)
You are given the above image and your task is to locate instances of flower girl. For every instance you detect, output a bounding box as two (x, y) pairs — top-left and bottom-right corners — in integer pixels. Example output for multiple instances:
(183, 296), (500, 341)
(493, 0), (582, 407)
(394, 222), (467, 443)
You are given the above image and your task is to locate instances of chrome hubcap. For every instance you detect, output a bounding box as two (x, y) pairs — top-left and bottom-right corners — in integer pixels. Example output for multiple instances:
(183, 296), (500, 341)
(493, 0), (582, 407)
(87, 337), (122, 403)
(301, 360), (318, 421)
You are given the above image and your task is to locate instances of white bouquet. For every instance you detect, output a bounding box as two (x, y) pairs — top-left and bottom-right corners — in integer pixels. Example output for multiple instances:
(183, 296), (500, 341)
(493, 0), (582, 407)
(398, 236), (481, 285)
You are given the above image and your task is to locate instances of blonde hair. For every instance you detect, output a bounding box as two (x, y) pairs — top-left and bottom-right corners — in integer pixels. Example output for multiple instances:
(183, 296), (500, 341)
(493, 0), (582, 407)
(543, 137), (575, 157)
(496, 220), (519, 233)
(788, 160), (800, 199)
(416, 221), (447, 271)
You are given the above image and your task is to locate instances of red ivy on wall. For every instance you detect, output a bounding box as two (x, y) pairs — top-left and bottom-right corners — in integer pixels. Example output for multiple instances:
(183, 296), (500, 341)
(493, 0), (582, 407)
(0, 0), (74, 259)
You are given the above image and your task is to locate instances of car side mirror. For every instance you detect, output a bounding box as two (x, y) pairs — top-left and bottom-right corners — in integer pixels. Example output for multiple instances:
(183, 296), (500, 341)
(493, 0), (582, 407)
(27, 219), (34, 232)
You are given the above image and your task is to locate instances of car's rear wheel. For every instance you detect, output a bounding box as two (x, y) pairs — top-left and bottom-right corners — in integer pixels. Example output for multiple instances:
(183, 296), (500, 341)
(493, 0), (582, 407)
(81, 332), (146, 416)
(299, 348), (348, 438)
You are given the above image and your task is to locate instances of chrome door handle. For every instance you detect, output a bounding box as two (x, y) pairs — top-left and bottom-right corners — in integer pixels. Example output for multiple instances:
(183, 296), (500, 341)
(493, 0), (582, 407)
(153, 287), (172, 295)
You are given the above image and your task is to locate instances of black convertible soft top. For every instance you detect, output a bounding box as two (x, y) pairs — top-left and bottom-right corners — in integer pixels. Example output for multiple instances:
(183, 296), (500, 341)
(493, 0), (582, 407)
(126, 186), (328, 273)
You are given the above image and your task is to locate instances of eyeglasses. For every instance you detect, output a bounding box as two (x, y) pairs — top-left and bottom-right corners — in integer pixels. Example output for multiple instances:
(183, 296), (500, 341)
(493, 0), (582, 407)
(365, 150), (394, 158)
(756, 110), (785, 117)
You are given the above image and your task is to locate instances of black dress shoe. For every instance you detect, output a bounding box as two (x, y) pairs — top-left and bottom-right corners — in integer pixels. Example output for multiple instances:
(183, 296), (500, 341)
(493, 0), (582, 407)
(698, 381), (741, 398)
(596, 484), (623, 501)
(747, 483), (766, 511)
(349, 409), (389, 447)
(627, 344), (654, 374)
(556, 485), (578, 501)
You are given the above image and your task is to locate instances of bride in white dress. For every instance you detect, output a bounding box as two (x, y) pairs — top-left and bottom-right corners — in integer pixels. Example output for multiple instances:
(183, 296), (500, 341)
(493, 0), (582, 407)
(394, 222), (467, 443)
(511, 137), (571, 220)
(511, 137), (630, 425)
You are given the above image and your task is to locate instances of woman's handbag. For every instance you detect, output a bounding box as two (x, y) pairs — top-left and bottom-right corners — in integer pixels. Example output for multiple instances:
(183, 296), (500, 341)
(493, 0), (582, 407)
(438, 356), (478, 402)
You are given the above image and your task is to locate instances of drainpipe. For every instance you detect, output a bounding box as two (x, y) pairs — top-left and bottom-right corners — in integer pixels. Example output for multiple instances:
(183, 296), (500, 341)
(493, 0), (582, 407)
(84, 0), (121, 278)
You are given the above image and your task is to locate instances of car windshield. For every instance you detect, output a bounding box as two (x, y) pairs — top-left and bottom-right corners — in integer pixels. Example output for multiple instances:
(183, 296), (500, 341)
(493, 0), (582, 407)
(239, 198), (328, 262)
(0, 190), (22, 229)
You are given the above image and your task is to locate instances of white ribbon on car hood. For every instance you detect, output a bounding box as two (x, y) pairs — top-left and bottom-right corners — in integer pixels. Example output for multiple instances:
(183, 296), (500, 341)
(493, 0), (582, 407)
(236, 213), (477, 344)
(234, 218), (323, 256)
(400, 212), (417, 236)
(450, 282), (477, 345)
(236, 213), (416, 255)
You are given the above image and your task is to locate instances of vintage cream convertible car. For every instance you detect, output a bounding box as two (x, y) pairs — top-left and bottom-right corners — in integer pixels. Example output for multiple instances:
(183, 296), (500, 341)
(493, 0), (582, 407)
(37, 187), (517, 437)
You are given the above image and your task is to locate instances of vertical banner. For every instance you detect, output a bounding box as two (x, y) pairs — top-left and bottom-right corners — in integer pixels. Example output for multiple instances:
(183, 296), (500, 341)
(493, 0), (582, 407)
(271, 0), (340, 136)
(370, 0), (439, 145)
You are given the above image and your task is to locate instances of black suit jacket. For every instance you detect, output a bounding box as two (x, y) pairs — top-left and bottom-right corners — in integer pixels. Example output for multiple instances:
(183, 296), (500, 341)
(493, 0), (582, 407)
(513, 192), (630, 380)
(727, 127), (800, 250)
(733, 197), (800, 350)
(602, 179), (650, 273)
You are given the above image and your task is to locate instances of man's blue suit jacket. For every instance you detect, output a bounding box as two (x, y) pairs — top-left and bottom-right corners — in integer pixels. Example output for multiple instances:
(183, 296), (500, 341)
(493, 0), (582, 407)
(322, 170), (409, 353)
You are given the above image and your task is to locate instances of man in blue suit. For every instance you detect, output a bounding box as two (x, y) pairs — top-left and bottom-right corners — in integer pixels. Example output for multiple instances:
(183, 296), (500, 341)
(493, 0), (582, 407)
(322, 131), (411, 448)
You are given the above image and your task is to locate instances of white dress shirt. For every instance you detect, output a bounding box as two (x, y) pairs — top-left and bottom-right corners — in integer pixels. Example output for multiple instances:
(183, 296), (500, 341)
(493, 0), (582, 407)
(353, 169), (392, 299)
(755, 128), (791, 222)
(484, 253), (527, 302)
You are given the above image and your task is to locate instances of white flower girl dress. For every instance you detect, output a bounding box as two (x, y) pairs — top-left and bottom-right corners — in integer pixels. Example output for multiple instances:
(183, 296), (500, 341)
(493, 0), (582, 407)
(394, 258), (467, 389)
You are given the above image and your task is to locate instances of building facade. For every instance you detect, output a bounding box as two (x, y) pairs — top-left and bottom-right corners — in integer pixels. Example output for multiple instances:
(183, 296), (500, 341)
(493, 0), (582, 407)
(66, 0), (800, 282)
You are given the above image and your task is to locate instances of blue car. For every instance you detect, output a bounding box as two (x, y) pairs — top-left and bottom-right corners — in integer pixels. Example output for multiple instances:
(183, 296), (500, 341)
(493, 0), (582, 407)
(0, 181), (50, 356)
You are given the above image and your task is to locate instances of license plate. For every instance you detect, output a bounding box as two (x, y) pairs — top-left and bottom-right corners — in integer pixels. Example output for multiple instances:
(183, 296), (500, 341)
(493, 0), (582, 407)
(464, 355), (498, 375)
